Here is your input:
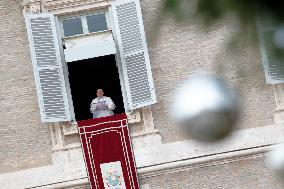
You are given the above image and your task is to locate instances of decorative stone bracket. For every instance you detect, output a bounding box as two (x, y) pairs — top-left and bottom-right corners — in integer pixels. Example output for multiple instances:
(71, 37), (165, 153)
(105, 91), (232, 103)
(22, 0), (42, 14)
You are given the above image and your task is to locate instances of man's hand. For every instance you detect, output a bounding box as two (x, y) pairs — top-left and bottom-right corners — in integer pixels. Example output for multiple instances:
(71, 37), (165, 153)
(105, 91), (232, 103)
(96, 103), (106, 110)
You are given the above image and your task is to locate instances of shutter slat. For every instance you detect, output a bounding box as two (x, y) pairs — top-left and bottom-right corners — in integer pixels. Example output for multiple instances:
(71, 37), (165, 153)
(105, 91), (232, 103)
(112, 0), (156, 110)
(25, 13), (71, 122)
(258, 15), (284, 84)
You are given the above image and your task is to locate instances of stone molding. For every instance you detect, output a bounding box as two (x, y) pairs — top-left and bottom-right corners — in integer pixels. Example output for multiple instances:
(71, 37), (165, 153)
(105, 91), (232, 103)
(62, 121), (79, 135)
(1, 124), (283, 188)
(127, 109), (141, 124)
(61, 107), (160, 142)
(21, 0), (110, 14)
(22, 0), (42, 14)
(141, 106), (157, 134)
(130, 107), (162, 149)
(139, 147), (268, 179)
(43, 0), (111, 14)
(50, 123), (65, 149)
(134, 124), (284, 168)
(61, 109), (143, 136)
(273, 84), (284, 125)
(0, 146), (274, 189)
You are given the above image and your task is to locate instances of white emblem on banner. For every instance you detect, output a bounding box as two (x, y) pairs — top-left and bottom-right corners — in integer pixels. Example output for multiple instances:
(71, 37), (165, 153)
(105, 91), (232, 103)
(100, 161), (126, 189)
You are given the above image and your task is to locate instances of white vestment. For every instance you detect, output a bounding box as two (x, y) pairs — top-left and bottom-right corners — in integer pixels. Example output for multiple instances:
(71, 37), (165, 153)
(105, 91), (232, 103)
(90, 96), (115, 118)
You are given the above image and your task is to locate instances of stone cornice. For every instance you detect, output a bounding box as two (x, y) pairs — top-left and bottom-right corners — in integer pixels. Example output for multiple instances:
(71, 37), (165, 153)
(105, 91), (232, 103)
(1, 124), (283, 188)
(138, 146), (269, 179)
(43, 0), (103, 8)
(21, 0), (111, 14)
(42, 0), (111, 15)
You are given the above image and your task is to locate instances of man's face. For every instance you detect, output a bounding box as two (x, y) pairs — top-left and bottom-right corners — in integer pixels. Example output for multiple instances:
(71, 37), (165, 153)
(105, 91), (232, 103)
(96, 89), (104, 97)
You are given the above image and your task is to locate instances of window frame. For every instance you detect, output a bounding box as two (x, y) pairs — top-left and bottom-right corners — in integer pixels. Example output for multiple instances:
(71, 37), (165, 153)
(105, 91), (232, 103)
(58, 9), (130, 121)
(25, 0), (157, 123)
(59, 10), (111, 38)
(62, 17), (84, 37)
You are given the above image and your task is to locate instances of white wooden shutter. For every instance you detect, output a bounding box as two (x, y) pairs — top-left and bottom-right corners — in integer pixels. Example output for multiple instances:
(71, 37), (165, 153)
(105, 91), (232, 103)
(25, 13), (71, 122)
(111, 0), (157, 110)
(257, 16), (284, 84)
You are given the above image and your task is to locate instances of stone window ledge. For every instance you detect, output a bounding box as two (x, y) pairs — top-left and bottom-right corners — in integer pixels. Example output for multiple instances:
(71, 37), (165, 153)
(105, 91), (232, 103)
(62, 110), (142, 136)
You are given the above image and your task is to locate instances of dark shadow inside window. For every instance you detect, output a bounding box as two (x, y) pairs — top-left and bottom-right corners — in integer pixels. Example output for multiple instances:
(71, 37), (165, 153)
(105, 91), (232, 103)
(67, 54), (125, 121)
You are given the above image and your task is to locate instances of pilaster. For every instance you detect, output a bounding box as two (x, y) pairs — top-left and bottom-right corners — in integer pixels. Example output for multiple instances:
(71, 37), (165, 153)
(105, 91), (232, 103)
(273, 84), (284, 126)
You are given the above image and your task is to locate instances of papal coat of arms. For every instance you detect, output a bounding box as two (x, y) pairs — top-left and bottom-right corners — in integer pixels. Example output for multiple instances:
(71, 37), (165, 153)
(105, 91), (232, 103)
(100, 161), (126, 189)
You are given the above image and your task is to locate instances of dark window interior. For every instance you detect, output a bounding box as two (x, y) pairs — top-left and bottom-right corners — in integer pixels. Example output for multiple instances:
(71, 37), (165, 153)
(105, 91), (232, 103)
(67, 54), (125, 121)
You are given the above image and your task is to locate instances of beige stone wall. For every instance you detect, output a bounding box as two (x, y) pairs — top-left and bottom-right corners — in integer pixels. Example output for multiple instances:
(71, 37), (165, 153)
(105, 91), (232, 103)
(0, 1), (280, 189)
(0, 0), (53, 172)
(140, 154), (282, 189)
(140, 0), (276, 143)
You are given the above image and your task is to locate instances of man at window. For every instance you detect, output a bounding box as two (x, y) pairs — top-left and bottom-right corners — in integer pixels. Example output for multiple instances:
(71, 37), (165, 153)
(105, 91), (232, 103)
(90, 89), (116, 118)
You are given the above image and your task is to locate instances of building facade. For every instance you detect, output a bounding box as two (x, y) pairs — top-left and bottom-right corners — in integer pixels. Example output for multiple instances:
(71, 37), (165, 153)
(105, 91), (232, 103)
(0, 0), (284, 188)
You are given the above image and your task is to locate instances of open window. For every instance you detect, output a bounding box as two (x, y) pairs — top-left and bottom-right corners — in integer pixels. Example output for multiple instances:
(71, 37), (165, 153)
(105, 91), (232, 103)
(60, 11), (124, 121)
(25, 0), (157, 123)
(67, 55), (125, 121)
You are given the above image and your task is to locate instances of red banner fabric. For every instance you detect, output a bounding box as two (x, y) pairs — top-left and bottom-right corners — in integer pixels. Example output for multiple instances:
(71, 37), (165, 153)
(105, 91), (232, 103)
(77, 114), (140, 189)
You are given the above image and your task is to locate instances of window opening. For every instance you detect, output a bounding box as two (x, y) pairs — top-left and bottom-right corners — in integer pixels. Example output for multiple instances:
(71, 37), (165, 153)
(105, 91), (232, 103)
(67, 54), (125, 121)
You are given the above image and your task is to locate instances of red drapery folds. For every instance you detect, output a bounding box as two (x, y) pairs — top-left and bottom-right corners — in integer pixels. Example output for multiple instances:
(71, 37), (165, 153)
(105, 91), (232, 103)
(77, 114), (140, 189)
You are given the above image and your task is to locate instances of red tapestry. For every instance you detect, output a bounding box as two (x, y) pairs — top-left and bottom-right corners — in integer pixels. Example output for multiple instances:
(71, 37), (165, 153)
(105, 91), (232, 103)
(77, 114), (140, 189)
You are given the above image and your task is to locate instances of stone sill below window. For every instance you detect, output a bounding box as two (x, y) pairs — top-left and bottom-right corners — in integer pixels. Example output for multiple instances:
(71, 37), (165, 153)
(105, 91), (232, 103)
(62, 110), (142, 136)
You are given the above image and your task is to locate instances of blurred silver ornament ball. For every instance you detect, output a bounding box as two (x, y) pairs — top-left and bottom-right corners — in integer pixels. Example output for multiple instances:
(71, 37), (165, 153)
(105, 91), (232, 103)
(267, 144), (284, 181)
(172, 74), (240, 142)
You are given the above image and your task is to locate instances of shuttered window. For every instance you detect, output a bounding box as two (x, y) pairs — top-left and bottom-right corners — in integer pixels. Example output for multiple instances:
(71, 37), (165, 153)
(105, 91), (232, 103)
(112, 0), (157, 110)
(24, 2), (157, 121)
(257, 15), (284, 84)
(25, 13), (71, 122)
